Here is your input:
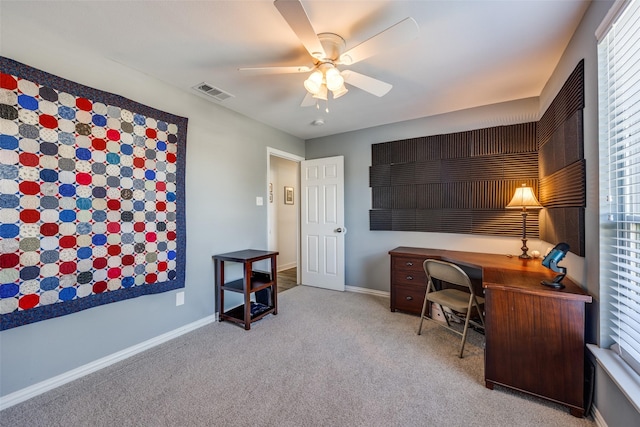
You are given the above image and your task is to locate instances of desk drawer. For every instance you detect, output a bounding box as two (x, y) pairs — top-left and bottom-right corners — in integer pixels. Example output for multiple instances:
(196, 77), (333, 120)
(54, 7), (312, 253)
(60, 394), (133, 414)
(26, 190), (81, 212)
(392, 268), (426, 287)
(392, 284), (426, 314)
(392, 256), (425, 273)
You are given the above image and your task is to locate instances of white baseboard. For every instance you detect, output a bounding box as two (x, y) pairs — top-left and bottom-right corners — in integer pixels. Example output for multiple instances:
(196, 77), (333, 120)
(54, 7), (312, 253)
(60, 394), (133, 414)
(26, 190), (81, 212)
(346, 285), (390, 299)
(277, 262), (297, 271)
(0, 315), (216, 411)
(592, 405), (607, 427)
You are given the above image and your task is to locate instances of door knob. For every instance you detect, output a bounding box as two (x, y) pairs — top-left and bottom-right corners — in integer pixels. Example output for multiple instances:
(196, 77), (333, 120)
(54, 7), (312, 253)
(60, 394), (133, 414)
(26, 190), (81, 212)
(335, 227), (347, 234)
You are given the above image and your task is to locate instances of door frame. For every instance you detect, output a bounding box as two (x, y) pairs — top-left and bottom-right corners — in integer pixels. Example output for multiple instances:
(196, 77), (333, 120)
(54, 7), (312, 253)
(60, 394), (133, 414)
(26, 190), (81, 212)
(266, 147), (305, 283)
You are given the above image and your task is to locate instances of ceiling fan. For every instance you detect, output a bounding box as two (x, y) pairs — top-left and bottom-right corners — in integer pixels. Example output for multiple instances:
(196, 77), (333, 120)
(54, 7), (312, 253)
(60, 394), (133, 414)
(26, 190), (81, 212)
(239, 0), (419, 108)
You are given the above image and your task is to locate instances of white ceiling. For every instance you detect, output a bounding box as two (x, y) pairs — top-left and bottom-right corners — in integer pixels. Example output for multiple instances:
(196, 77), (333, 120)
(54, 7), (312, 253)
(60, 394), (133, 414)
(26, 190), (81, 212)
(3, 0), (590, 140)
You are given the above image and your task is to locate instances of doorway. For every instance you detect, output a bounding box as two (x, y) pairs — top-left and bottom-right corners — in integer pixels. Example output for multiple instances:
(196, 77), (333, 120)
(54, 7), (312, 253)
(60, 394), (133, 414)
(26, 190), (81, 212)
(267, 148), (303, 291)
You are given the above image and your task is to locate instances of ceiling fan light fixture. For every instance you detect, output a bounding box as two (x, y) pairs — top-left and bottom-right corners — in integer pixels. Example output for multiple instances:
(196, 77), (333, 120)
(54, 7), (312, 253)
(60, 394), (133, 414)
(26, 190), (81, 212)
(331, 83), (348, 99)
(312, 84), (328, 101)
(325, 67), (344, 91)
(242, 1), (419, 109)
(339, 54), (353, 65)
(304, 70), (323, 94)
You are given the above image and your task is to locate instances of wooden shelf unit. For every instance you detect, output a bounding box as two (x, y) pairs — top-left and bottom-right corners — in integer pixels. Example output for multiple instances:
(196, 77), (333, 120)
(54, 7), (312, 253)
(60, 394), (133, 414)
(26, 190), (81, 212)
(213, 249), (279, 330)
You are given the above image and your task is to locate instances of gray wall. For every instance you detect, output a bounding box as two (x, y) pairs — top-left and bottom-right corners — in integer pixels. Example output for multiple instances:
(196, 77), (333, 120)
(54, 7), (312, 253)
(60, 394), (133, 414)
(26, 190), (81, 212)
(307, 1), (638, 424)
(0, 16), (304, 396)
(306, 98), (566, 293)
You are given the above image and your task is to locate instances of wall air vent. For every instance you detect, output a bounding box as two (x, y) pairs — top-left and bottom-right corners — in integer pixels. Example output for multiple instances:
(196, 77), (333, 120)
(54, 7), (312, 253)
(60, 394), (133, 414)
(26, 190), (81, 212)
(192, 82), (234, 102)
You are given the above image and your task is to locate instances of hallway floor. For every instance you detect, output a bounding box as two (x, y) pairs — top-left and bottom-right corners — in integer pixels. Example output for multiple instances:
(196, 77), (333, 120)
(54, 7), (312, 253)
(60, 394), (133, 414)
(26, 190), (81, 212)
(278, 268), (297, 293)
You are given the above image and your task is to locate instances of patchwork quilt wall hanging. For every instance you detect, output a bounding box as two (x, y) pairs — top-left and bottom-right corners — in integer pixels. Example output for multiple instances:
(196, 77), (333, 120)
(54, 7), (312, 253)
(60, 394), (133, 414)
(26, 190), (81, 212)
(0, 57), (187, 330)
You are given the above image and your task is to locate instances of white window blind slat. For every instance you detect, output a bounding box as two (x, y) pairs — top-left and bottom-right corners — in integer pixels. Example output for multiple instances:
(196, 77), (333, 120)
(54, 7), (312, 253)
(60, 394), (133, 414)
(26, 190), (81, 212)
(599, 0), (640, 376)
(611, 315), (640, 353)
(610, 287), (640, 309)
(610, 272), (640, 288)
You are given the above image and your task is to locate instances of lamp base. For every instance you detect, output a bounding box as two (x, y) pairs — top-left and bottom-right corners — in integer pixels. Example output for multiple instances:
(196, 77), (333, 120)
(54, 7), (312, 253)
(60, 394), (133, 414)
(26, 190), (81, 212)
(519, 237), (531, 259)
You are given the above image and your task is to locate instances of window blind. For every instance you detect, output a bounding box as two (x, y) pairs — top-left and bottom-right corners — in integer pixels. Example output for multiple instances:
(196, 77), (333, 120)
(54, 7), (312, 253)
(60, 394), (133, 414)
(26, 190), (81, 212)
(599, 0), (640, 375)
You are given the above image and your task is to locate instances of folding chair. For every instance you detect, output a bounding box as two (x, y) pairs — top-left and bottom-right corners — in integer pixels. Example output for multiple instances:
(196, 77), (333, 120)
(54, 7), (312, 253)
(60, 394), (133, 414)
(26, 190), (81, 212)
(417, 259), (485, 358)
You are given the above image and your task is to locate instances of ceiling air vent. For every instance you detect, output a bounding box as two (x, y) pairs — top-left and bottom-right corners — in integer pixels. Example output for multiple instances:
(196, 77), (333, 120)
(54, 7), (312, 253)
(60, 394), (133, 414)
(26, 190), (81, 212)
(192, 82), (234, 102)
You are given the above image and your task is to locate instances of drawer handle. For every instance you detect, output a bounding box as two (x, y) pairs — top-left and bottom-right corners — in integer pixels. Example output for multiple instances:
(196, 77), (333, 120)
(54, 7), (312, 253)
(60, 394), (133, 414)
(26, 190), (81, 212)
(406, 262), (413, 266)
(406, 275), (413, 280)
(406, 296), (413, 301)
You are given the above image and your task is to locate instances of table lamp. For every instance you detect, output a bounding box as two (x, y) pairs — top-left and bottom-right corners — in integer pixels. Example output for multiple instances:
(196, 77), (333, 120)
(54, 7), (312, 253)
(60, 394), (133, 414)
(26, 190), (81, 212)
(506, 184), (542, 259)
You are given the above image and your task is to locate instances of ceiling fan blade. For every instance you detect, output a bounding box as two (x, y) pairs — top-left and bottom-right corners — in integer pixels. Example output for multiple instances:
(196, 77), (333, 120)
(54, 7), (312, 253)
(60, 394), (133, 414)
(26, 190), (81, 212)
(274, 0), (326, 59)
(341, 70), (392, 97)
(339, 17), (419, 65)
(301, 92), (316, 107)
(239, 66), (311, 75)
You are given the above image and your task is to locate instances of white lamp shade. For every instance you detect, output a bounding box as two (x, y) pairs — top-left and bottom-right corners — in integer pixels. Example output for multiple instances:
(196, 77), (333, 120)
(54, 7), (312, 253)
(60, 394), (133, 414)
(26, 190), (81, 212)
(304, 70), (323, 94)
(325, 67), (344, 91)
(331, 83), (348, 99)
(312, 84), (328, 101)
(506, 185), (542, 209)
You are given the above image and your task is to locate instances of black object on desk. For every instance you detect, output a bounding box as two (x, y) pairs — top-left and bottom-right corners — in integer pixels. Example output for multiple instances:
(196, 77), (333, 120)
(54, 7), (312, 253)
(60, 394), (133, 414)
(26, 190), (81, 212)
(213, 249), (279, 330)
(540, 242), (569, 289)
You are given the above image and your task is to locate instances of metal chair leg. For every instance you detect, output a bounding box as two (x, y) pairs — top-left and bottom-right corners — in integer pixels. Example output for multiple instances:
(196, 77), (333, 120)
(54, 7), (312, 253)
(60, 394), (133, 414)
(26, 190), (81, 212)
(417, 290), (429, 335)
(458, 298), (475, 358)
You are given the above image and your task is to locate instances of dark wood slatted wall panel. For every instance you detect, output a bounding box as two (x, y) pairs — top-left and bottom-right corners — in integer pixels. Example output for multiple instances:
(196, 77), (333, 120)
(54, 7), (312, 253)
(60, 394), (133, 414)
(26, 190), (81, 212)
(539, 208), (585, 256)
(371, 186), (391, 209)
(369, 164), (390, 187)
(539, 112), (584, 176)
(505, 122), (539, 153)
(441, 132), (472, 159)
(538, 60), (586, 256)
(392, 210), (416, 231)
(369, 60), (585, 257)
(473, 210), (539, 236)
(369, 209), (391, 230)
(417, 137), (442, 160)
(538, 60), (585, 147)
(416, 184), (442, 209)
(371, 142), (393, 166)
(370, 122), (539, 238)
(415, 210), (442, 232)
(503, 153), (539, 180)
(415, 160), (441, 183)
(392, 185), (417, 209)
(391, 163), (415, 185)
(539, 160), (586, 208)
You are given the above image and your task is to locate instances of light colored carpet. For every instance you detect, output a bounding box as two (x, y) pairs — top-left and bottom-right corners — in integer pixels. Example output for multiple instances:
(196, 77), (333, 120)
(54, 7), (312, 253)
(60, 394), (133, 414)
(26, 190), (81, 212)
(0, 285), (595, 427)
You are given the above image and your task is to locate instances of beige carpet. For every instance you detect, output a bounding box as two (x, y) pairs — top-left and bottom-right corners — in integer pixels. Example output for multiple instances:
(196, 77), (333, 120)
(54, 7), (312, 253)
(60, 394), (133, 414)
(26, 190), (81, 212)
(0, 285), (595, 427)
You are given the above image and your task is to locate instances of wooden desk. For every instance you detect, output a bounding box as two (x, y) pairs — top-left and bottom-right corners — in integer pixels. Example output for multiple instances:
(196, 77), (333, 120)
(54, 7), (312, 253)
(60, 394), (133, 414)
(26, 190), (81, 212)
(389, 247), (592, 417)
(213, 249), (279, 330)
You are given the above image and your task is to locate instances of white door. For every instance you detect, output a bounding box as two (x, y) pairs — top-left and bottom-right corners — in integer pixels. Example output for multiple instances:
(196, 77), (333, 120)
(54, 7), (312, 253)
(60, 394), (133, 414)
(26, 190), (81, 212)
(301, 156), (345, 291)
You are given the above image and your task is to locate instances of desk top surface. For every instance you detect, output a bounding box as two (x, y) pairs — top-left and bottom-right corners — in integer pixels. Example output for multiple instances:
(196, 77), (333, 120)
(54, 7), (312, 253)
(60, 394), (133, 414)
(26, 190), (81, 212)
(389, 246), (592, 302)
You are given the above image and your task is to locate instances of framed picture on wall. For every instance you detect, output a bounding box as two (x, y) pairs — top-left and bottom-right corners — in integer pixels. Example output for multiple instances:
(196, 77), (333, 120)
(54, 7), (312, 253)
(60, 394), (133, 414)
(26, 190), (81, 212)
(284, 186), (294, 205)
